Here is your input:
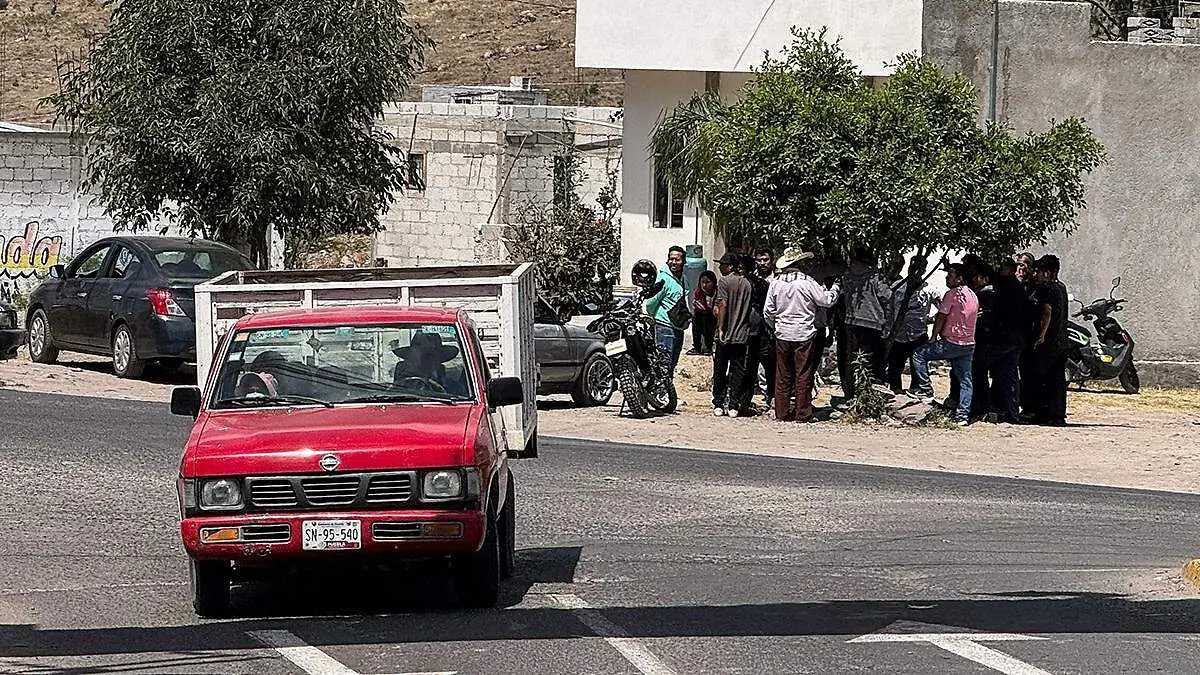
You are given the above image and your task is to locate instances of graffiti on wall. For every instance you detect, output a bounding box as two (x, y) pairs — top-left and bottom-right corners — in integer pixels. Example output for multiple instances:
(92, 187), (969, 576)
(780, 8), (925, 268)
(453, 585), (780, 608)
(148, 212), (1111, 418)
(0, 221), (65, 304)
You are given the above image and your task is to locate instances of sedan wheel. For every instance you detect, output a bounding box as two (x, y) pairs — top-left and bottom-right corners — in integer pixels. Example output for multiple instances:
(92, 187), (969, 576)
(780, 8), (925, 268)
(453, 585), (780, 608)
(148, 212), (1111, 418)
(571, 352), (615, 406)
(112, 325), (145, 379)
(28, 309), (58, 364)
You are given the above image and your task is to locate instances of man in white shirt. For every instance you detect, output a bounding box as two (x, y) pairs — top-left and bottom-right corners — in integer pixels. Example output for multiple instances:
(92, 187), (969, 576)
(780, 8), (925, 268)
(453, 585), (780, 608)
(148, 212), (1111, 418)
(764, 248), (842, 422)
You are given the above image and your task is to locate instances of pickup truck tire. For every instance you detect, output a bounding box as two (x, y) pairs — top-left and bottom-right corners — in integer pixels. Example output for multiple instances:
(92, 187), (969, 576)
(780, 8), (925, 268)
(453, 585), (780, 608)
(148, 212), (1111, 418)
(500, 472), (516, 579)
(27, 309), (58, 364)
(455, 504), (501, 608)
(190, 559), (232, 617)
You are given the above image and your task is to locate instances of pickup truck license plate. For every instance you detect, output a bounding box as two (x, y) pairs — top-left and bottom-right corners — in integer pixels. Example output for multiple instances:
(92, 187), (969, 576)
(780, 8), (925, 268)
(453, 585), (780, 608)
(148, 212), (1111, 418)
(605, 339), (627, 356)
(302, 519), (362, 551)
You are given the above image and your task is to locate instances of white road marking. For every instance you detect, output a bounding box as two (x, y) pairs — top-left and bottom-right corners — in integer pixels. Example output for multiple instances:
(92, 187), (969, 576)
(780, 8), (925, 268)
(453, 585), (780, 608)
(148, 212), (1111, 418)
(549, 593), (677, 675)
(249, 630), (456, 675)
(850, 632), (1051, 675)
(250, 630), (359, 675)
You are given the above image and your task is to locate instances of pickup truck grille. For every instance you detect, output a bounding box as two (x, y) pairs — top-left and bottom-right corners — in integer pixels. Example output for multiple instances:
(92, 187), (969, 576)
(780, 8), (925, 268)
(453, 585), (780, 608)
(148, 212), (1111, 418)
(241, 523), (291, 543)
(245, 471), (419, 511)
(372, 522), (423, 540)
(300, 476), (361, 506)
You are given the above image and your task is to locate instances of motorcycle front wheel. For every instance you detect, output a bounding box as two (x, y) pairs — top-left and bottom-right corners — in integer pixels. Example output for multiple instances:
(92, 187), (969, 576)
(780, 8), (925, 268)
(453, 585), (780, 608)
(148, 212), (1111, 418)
(1118, 363), (1140, 395)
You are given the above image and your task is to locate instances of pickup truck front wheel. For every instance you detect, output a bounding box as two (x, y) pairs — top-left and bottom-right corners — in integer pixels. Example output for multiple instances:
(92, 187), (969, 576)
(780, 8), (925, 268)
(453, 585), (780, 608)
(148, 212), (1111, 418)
(190, 559), (232, 617)
(454, 506), (501, 608)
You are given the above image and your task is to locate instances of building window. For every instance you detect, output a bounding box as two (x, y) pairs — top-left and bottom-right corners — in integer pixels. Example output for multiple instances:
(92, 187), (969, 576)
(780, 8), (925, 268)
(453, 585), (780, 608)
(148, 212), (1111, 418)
(404, 153), (426, 190)
(652, 164), (685, 229)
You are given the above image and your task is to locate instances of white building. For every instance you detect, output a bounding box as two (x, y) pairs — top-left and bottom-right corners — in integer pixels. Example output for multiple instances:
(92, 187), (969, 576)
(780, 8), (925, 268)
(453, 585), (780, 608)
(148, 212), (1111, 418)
(574, 0), (922, 278)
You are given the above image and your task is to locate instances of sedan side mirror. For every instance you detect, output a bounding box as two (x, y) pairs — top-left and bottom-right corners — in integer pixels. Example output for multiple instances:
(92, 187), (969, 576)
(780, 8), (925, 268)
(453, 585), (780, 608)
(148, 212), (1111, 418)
(486, 377), (524, 408)
(171, 386), (202, 418)
(48, 264), (65, 279)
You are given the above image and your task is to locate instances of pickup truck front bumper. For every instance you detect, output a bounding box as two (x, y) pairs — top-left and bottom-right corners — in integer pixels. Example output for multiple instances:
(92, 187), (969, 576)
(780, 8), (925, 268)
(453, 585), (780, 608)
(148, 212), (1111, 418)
(182, 509), (485, 562)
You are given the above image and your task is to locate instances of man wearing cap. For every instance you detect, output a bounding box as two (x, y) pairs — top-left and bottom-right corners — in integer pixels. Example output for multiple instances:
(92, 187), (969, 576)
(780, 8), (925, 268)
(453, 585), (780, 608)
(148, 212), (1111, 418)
(712, 250), (754, 417)
(764, 247), (842, 422)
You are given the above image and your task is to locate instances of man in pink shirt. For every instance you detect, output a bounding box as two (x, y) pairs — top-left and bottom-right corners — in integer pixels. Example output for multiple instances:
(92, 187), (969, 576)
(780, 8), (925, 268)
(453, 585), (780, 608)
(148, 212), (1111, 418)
(910, 263), (980, 425)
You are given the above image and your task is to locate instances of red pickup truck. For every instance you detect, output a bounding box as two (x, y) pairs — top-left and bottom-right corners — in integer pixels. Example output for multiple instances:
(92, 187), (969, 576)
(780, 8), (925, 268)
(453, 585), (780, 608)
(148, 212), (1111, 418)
(171, 305), (523, 616)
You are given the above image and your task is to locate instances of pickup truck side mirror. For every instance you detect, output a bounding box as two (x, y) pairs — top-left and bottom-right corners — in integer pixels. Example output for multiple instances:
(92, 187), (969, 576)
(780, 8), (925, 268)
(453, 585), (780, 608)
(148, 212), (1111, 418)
(486, 377), (524, 408)
(171, 386), (202, 418)
(48, 264), (65, 279)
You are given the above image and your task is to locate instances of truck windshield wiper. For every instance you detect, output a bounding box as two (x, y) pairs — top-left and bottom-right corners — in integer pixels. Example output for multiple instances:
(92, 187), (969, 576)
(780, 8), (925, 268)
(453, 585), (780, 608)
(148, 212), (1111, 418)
(218, 395), (334, 408)
(342, 393), (464, 405)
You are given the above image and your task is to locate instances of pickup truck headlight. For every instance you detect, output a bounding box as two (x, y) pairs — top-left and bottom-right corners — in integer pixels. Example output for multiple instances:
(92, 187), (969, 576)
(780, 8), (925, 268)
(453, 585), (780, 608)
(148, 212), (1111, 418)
(199, 478), (244, 510)
(422, 470), (464, 500)
(0, 308), (15, 330)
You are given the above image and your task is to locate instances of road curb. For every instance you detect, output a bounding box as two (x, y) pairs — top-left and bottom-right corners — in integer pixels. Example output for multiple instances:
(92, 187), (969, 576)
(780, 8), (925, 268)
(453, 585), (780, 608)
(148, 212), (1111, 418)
(1184, 559), (1200, 588)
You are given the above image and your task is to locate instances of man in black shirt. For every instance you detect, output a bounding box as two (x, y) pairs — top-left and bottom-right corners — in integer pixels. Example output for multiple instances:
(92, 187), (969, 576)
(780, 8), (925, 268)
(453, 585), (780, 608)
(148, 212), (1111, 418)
(1028, 255), (1070, 426)
(987, 259), (1030, 423)
(743, 247), (776, 412)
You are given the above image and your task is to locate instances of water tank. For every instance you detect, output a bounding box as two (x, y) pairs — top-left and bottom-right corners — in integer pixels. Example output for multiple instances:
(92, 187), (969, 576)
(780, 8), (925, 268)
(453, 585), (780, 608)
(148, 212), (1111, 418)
(683, 244), (707, 301)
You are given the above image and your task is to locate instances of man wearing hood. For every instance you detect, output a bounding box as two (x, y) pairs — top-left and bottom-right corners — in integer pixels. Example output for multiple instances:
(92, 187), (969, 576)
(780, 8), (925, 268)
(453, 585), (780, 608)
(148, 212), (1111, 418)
(764, 248), (841, 422)
(838, 248), (891, 397)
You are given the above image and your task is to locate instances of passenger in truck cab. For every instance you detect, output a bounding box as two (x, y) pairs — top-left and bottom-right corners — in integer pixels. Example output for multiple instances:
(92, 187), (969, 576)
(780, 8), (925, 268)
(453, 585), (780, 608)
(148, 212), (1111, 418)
(391, 331), (468, 397)
(233, 350), (287, 397)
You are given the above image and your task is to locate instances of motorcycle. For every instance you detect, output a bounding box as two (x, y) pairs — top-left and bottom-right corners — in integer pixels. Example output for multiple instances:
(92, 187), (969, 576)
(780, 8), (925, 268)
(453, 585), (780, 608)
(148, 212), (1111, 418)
(1066, 276), (1139, 394)
(585, 284), (678, 418)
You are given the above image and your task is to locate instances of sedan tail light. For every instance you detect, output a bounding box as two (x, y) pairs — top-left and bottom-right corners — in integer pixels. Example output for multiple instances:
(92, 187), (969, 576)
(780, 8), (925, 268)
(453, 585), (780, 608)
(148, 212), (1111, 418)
(147, 289), (186, 317)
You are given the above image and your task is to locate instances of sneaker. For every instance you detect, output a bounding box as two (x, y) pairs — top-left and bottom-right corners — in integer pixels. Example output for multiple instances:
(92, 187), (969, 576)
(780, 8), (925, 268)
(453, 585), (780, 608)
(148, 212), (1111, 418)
(956, 417), (971, 427)
(686, 349), (701, 356)
(714, 407), (726, 417)
(913, 391), (935, 404)
(728, 409), (740, 419)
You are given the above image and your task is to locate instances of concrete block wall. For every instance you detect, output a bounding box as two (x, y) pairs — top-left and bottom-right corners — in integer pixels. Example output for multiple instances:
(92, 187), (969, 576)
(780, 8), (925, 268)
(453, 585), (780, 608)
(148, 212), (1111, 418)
(0, 131), (112, 304)
(923, 0), (1200, 385)
(377, 103), (622, 267)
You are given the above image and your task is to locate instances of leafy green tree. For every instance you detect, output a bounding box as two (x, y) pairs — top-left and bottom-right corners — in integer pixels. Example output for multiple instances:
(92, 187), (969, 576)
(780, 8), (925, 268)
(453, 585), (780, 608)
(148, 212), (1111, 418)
(650, 28), (1106, 271)
(50, 0), (430, 266)
(504, 147), (621, 315)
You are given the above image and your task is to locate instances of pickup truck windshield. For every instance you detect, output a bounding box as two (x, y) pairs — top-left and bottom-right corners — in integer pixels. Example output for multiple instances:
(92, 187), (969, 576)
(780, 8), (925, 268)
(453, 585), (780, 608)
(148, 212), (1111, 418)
(209, 323), (476, 408)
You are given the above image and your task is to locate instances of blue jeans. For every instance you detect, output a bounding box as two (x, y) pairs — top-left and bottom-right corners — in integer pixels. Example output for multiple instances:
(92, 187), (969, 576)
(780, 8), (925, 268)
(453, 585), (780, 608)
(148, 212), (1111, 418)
(654, 323), (681, 377)
(911, 338), (974, 420)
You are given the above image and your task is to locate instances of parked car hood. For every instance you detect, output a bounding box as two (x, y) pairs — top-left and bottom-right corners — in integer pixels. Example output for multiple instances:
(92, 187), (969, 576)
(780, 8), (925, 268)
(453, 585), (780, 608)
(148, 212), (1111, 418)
(184, 404), (476, 476)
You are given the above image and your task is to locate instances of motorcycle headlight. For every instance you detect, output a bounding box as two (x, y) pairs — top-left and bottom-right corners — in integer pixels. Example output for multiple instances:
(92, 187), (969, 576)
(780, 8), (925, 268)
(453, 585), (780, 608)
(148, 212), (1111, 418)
(199, 479), (244, 510)
(422, 470), (464, 500)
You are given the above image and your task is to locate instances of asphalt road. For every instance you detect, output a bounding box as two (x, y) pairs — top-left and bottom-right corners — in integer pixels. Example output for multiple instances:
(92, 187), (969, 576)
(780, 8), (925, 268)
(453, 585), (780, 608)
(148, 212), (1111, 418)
(1, 388), (1199, 674)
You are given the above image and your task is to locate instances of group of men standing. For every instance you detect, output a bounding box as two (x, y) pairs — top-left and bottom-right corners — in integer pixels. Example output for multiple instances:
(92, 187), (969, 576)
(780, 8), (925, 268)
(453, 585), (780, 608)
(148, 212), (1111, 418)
(645, 245), (1073, 427)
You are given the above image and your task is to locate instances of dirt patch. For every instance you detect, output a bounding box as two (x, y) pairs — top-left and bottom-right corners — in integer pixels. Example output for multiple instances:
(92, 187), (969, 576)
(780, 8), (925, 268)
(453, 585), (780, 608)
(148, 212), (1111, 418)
(0, 352), (192, 403)
(0, 0), (620, 123)
(540, 352), (1200, 495)
(4, 349), (1199, 495)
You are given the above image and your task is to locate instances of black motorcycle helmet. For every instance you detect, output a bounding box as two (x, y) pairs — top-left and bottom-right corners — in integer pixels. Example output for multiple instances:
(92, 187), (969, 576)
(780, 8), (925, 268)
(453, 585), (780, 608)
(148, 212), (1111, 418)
(631, 259), (658, 289)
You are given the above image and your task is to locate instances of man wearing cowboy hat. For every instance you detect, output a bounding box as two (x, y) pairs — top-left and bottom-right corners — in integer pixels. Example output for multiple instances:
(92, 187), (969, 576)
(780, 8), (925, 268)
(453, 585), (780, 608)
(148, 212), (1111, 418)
(764, 247), (841, 422)
(392, 331), (464, 394)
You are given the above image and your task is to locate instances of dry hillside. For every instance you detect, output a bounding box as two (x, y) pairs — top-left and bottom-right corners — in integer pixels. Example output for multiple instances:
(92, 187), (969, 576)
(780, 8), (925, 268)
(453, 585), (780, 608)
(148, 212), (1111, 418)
(0, 0), (621, 123)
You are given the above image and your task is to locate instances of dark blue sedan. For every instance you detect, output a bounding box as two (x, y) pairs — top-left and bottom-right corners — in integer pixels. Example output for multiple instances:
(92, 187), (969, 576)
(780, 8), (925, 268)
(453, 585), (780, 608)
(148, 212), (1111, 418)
(25, 236), (254, 378)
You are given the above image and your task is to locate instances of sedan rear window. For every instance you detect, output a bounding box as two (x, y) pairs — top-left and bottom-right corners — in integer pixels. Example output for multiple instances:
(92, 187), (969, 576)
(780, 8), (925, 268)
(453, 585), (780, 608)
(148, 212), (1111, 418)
(154, 249), (251, 279)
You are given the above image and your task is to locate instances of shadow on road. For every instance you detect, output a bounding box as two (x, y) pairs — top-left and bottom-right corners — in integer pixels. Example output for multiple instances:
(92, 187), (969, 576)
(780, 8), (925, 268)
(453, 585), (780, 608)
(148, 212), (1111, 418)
(56, 359), (196, 386)
(2, 583), (1197, 659)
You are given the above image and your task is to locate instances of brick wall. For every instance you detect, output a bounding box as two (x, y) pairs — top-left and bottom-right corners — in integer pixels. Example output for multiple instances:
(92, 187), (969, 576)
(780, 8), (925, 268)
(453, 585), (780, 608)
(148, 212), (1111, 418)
(0, 103), (624, 302)
(0, 131), (111, 304)
(376, 103), (623, 267)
